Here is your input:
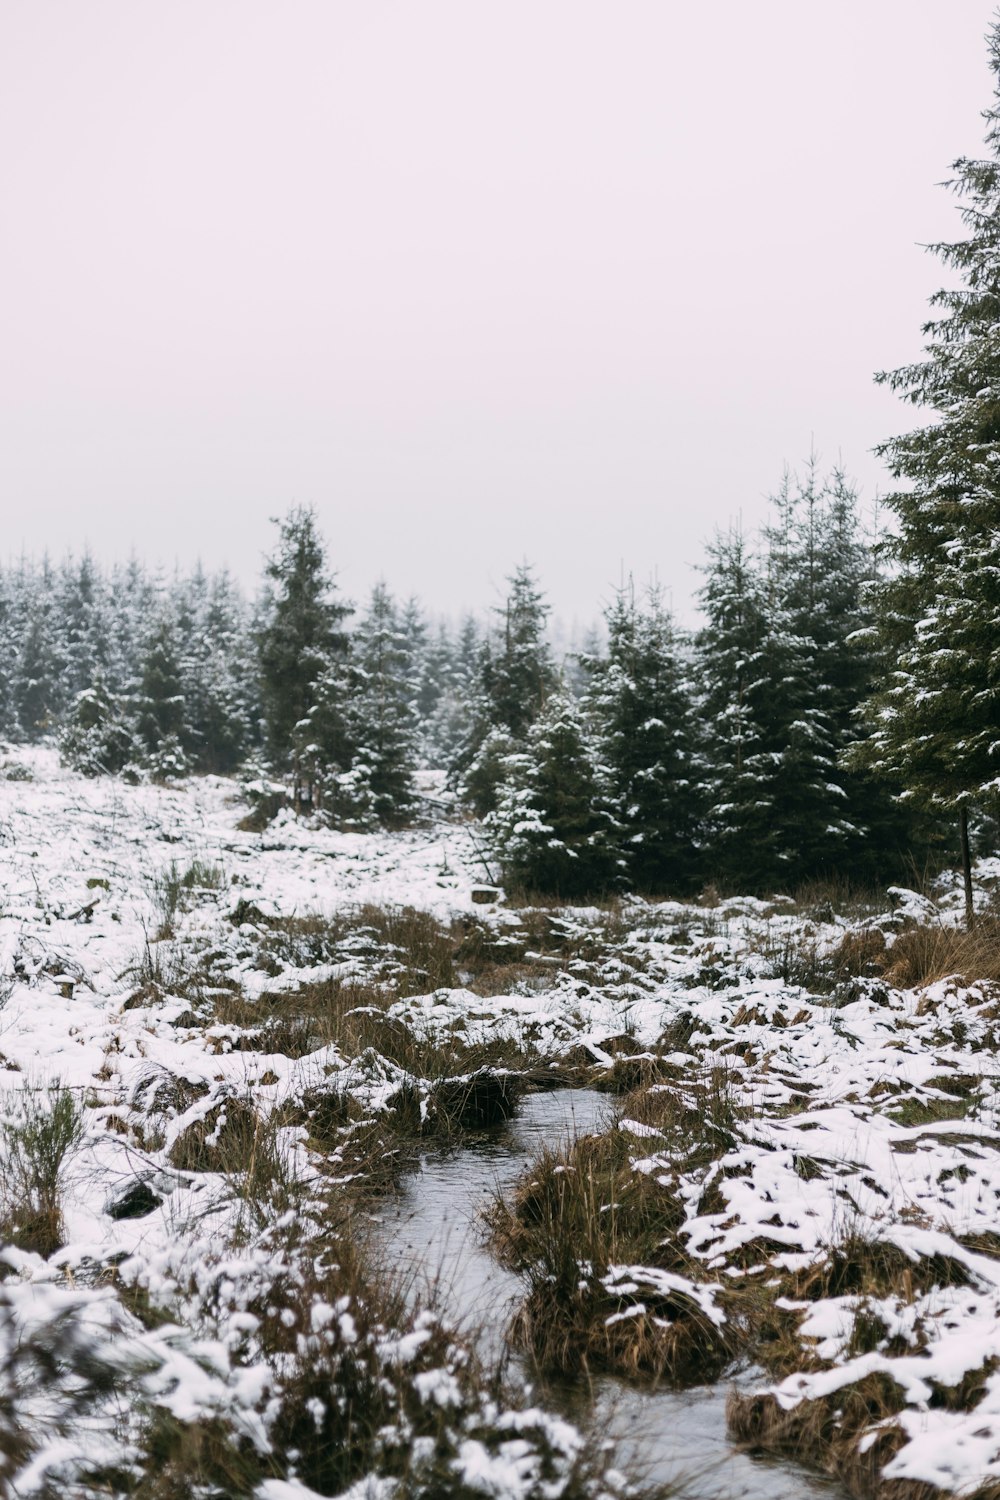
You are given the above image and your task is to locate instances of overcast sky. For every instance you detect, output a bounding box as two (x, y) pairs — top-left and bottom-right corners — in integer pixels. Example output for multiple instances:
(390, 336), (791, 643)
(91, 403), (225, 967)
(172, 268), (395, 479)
(1, 2), (995, 626)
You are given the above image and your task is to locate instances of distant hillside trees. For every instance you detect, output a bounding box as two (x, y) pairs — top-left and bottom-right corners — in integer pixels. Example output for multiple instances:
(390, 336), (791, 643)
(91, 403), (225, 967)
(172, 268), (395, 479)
(0, 479), (957, 896)
(0, 554), (260, 778)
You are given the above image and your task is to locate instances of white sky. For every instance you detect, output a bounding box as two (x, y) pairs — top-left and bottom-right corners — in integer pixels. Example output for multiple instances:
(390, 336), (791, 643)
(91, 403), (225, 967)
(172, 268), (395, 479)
(0, 2), (994, 626)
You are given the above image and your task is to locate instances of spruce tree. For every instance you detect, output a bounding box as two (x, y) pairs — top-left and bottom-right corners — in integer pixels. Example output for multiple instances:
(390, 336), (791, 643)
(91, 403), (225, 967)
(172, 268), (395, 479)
(293, 656), (358, 816)
(415, 620), (460, 767)
(586, 583), (701, 893)
(135, 618), (191, 777)
(14, 562), (62, 741)
(60, 676), (137, 778)
(58, 555), (108, 703)
(343, 583), (418, 827)
(455, 565), (555, 814)
(0, 570), (18, 738)
(697, 521), (836, 891)
(698, 526), (784, 890)
(487, 687), (623, 897)
(854, 25), (1000, 921)
(697, 463), (893, 893)
(483, 564), (555, 738)
(177, 568), (254, 773)
(257, 507), (351, 769)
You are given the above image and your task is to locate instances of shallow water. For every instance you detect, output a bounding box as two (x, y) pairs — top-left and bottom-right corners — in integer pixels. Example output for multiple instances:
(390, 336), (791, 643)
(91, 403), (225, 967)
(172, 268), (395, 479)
(374, 1088), (843, 1499)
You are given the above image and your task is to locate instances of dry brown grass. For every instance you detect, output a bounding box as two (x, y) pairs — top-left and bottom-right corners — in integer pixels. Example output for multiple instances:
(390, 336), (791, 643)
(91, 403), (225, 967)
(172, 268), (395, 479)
(0, 1084), (85, 1258)
(797, 914), (1000, 997)
(879, 917), (1000, 989)
(215, 977), (539, 1082)
(727, 1376), (922, 1500)
(486, 1077), (740, 1384)
(728, 1366), (1000, 1500)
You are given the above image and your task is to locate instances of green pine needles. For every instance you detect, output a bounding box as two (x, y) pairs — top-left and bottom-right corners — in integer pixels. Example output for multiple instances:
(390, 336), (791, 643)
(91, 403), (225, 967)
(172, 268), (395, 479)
(853, 21), (1000, 922)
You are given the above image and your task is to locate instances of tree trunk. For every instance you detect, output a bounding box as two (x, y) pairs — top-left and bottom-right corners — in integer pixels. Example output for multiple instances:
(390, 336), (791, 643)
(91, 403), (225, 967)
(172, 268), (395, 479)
(959, 804), (974, 929)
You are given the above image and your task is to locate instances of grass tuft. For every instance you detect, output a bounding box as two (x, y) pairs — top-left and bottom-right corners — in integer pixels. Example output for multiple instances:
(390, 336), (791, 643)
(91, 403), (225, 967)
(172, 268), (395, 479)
(486, 1080), (737, 1384)
(0, 1082), (85, 1256)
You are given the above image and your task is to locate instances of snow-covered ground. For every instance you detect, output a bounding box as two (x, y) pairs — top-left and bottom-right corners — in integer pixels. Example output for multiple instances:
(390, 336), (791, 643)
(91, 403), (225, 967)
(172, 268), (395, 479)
(1, 748), (999, 1498)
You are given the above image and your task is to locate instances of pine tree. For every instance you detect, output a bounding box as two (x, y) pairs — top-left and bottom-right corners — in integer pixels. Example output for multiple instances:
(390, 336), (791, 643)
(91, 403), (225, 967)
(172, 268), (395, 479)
(487, 687), (623, 897)
(343, 583), (418, 827)
(697, 521), (837, 891)
(59, 676), (137, 778)
(698, 526), (783, 890)
(105, 558), (155, 702)
(293, 655), (358, 817)
(14, 560), (62, 741)
(135, 617), (191, 777)
(0, 569), (19, 738)
(586, 584), (701, 893)
(698, 469), (901, 892)
(854, 25), (1000, 921)
(422, 616), (481, 770)
(58, 554), (108, 702)
(455, 565), (555, 814)
(177, 568), (255, 773)
(257, 507), (351, 770)
(483, 565), (555, 739)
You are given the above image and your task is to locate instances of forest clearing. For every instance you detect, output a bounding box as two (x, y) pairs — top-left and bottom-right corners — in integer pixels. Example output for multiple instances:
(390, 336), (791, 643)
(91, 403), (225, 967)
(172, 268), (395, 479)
(1, 749), (998, 1499)
(7, 6), (1000, 1498)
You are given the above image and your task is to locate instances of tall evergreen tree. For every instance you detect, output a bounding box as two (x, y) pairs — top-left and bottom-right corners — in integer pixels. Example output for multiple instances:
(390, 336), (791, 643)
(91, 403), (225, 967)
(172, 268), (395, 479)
(585, 583), (701, 892)
(14, 561), (62, 741)
(455, 565), (555, 814)
(58, 554), (108, 702)
(344, 583), (418, 826)
(135, 617), (191, 777)
(487, 687), (623, 897)
(854, 25), (1000, 921)
(177, 568), (255, 773)
(257, 507), (351, 769)
(698, 514), (849, 891)
(422, 616), (481, 770)
(0, 570), (18, 739)
(482, 564), (555, 739)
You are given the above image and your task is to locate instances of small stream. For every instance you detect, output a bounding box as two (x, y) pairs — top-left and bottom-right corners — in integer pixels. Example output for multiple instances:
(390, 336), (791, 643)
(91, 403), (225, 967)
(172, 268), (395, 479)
(372, 1088), (843, 1500)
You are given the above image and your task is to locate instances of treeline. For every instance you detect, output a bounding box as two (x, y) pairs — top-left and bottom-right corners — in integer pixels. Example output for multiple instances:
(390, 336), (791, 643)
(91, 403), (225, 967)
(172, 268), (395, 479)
(0, 558), (260, 781)
(0, 460), (936, 896)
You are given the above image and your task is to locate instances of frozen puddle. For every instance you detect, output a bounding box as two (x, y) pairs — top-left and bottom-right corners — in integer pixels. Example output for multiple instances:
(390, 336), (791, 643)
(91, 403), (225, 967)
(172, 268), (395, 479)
(374, 1088), (843, 1500)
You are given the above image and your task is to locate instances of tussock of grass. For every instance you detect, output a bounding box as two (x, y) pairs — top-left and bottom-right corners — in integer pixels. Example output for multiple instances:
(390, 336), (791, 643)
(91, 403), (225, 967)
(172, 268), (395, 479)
(152, 859), (227, 939)
(822, 914), (1000, 994)
(789, 1235), (972, 1303)
(760, 912), (1000, 1001)
(167, 1092), (261, 1173)
(880, 917), (1000, 989)
(728, 1231), (977, 1383)
(254, 903), (461, 992)
(0, 1083), (85, 1256)
(216, 975), (541, 1083)
(727, 1375), (919, 1500)
(487, 1079), (737, 1384)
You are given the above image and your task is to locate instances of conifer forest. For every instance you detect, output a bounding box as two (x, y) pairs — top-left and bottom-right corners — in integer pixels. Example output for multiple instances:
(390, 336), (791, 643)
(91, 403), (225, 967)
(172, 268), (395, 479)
(8, 15), (1000, 1500)
(0, 458), (966, 901)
